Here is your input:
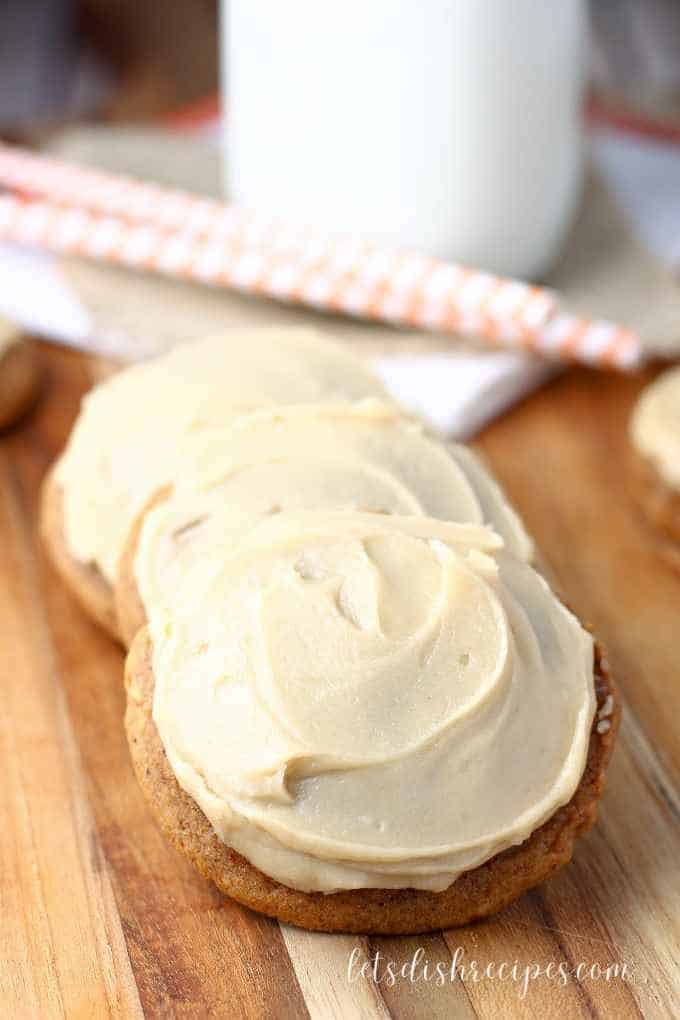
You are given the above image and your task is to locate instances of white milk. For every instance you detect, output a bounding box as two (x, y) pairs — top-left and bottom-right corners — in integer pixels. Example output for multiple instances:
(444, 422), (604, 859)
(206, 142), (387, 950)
(223, 1), (587, 279)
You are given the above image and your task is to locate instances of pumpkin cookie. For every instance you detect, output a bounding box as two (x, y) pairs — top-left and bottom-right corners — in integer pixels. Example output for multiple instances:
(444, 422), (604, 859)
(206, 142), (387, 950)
(125, 628), (618, 935)
(113, 403), (533, 647)
(124, 507), (618, 935)
(41, 329), (387, 636)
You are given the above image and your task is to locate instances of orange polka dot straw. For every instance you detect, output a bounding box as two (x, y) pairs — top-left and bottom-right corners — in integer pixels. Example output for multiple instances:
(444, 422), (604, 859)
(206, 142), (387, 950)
(0, 143), (641, 370)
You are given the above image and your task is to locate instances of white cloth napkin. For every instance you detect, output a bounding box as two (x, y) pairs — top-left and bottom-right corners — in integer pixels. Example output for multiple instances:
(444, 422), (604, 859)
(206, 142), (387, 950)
(373, 351), (553, 437)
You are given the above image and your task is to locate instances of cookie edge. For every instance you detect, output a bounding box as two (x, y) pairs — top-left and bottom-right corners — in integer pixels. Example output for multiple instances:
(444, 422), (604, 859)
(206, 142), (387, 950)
(630, 445), (680, 569)
(40, 467), (122, 642)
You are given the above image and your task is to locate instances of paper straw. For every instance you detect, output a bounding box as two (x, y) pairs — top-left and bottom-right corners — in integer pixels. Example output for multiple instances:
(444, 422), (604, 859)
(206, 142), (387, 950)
(0, 143), (642, 369)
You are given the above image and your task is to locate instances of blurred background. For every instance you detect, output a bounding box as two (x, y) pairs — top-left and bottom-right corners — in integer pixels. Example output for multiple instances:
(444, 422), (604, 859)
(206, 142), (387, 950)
(3, 0), (680, 134)
(2, 0), (680, 405)
(0, 0), (218, 129)
(3, 0), (680, 275)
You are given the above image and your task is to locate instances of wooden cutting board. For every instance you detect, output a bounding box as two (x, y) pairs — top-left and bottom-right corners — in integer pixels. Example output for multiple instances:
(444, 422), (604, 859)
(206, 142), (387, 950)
(0, 343), (678, 1019)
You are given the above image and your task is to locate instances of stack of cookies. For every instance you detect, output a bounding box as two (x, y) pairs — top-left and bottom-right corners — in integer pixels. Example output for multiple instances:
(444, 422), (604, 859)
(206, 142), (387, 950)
(41, 328), (619, 934)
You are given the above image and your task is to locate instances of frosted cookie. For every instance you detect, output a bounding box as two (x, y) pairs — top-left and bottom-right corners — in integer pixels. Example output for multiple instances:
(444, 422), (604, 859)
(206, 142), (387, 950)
(114, 401), (533, 645)
(630, 367), (680, 561)
(41, 328), (387, 639)
(125, 511), (618, 934)
(0, 325), (41, 431)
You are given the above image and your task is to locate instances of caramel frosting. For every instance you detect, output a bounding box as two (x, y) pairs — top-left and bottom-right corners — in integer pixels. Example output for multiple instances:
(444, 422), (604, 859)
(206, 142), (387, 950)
(631, 367), (680, 490)
(133, 401), (533, 616)
(54, 329), (386, 583)
(148, 510), (595, 894)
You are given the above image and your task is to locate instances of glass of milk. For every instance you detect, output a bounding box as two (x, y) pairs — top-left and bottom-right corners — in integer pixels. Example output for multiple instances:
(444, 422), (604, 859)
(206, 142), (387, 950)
(222, 0), (587, 280)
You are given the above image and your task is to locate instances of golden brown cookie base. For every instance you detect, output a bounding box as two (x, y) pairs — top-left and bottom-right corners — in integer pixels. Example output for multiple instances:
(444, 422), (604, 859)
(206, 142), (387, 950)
(40, 467), (122, 642)
(125, 629), (619, 934)
(115, 485), (171, 647)
(0, 338), (42, 431)
(630, 447), (680, 569)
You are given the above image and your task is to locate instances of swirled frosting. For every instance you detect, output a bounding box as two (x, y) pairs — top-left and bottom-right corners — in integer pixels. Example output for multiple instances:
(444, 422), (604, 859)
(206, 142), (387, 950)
(149, 511), (595, 894)
(631, 367), (680, 489)
(134, 400), (533, 616)
(55, 329), (386, 583)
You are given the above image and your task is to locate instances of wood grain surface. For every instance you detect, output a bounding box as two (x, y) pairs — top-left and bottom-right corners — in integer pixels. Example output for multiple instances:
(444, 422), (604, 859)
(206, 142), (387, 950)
(0, 343), (678, 1019)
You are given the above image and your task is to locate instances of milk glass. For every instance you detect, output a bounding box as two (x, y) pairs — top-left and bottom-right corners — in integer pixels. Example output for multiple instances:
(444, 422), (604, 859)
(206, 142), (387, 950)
(222, 1), (587, 279)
